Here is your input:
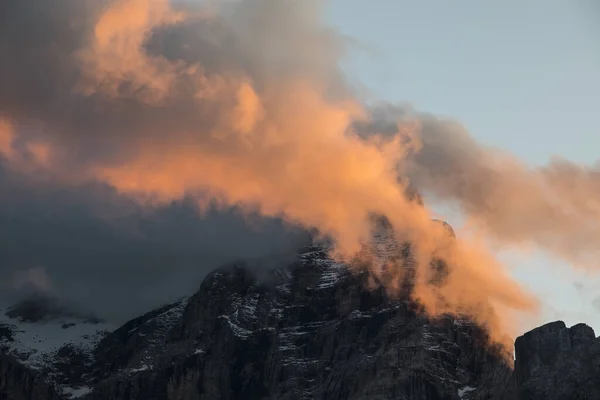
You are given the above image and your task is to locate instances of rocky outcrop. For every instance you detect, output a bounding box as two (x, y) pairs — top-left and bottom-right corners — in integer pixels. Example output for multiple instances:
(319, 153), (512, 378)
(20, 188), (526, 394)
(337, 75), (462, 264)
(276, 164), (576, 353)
(514, 321), (600, 400)
(85, 245), (514, 400)
(0, 354), (61, 400)
(1, 241), (600, 399)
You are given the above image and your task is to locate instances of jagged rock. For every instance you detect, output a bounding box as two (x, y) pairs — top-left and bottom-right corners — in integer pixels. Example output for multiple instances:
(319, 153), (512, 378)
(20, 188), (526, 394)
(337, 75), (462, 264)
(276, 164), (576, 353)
(1, 239), (599, 399)
(514, 321), (600, 400)
(0, 355), (62, 400)
(84, 244), (513, 400)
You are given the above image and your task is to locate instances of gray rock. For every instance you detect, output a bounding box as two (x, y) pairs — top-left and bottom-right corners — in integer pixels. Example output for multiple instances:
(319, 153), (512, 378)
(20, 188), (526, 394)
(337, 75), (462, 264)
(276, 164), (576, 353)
(2, 238), (599, 399)
(0, 354), (62, 400)
(514, 320), (600, 400)
(85, 244), (513, 400)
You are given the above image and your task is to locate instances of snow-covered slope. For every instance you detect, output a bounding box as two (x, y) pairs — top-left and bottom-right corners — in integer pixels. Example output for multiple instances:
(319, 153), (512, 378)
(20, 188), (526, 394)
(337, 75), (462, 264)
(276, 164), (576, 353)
(0, 307), (111, 369)
(0, 299), (114, 398)
(0, 294), (190, 398)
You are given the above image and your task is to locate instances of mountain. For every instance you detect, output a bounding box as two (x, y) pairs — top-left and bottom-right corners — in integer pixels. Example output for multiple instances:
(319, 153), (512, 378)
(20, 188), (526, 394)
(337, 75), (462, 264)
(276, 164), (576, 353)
(514, 321), (600, 399)
(0, 295), (114, 399)
(1, 237), (599, 399)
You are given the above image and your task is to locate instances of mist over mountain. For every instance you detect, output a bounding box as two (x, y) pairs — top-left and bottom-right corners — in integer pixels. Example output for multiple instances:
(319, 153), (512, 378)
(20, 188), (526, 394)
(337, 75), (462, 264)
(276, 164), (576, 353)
(2, 236), (599, 399)
(0, 0), (599, 398)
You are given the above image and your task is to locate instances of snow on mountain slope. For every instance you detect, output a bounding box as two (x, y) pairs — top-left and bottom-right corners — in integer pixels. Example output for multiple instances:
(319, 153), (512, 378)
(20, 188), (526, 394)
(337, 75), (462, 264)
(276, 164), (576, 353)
(111, 297), (189, 376)
(0, 297), (114, 398)
(0, 296), (190, 398)
(0, 304), (114, 371)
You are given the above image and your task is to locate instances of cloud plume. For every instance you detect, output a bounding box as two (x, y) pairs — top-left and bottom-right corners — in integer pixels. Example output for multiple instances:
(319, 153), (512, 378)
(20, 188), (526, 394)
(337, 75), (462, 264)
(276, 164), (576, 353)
(391, 109), (600, 271)
(1, 0), (577, 347)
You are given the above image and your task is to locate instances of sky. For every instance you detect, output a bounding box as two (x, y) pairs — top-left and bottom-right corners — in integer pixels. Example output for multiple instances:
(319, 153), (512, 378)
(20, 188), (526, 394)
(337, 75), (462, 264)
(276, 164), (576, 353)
(1, 0), (599, 342)
(326, 0), (600, 333)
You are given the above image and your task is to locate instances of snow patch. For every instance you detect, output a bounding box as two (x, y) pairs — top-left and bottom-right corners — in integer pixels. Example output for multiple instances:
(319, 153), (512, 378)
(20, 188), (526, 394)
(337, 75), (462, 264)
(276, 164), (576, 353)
(458, 386), (477, 398)
(348, 310), (371, 320)
(316, 262), (347, 289)
(128, 362), (151, 373)
(219, 315), (252, 338)
(0, 305), (114, 370)
(61, 386), (92, 399)
(241, 293), (259, 320)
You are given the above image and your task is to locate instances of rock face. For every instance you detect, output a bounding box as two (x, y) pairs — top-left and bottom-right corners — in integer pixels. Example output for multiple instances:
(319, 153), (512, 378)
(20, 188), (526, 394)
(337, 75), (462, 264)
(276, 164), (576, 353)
(0, 355), (62, 400)
(514, 321), (600, 400)
(1, 241), (600, 399)
(86, 244), (514, 400)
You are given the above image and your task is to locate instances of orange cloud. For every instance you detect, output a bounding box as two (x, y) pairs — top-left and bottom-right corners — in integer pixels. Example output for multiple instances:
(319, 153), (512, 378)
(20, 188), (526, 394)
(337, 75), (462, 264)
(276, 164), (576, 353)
(0, 118), (15, 159)
(0, 119), (53, 168)
(0, 0), (542, 351)
(77, 0), (188, 103)
(403, 117), (600, 272)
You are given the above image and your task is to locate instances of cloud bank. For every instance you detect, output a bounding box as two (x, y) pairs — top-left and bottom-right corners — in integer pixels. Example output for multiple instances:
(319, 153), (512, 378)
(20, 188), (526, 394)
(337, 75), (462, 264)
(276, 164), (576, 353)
(4, 0), (595, 347)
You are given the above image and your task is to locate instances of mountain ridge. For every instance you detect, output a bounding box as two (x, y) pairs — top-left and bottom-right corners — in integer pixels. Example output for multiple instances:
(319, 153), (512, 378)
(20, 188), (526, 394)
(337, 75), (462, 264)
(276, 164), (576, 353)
(1, 240), (598, 399)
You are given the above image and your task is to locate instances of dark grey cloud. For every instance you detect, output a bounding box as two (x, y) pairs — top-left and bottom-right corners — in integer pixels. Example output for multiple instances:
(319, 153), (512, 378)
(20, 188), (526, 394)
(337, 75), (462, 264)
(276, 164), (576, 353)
(0, 0), (350, 170)
(0, 0), (328, 321)
(0, 0), (546, 340)
(0, 159), (308, 322)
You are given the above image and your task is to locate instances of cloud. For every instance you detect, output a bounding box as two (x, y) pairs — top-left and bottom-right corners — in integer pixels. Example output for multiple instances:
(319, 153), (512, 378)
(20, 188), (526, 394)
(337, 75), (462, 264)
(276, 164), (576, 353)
(0, 0), (543, 346)
(390, 109), (600, 271)
(593, 297), (600, 313)
(0, 159), (308, 322)
(11, 266), (55, 296)
(0, 119), (15, 159)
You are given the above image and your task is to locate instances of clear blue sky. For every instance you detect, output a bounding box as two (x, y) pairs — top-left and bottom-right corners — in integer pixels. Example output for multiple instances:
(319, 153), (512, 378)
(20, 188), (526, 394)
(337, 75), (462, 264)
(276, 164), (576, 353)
(326, 0), (600, 334)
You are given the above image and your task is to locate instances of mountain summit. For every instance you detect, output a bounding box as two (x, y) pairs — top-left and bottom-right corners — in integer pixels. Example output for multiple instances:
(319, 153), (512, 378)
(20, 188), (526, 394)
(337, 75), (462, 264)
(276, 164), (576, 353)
(1, 243), (599, 399)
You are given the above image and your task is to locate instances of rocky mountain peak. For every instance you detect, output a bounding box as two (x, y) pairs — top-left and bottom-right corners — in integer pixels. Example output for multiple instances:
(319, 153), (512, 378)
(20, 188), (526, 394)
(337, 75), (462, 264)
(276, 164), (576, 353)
(1, 242), (600, 399)
(514, 320), (600, 400)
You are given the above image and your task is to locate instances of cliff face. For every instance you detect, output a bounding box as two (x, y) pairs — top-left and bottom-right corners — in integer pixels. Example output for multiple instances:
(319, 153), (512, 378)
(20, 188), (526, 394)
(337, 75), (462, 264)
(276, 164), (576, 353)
(0, 355), (62, 400)
(514, 321), (600, 400)
(87, 245), (513, 400)
(1, 242), (599, 399)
